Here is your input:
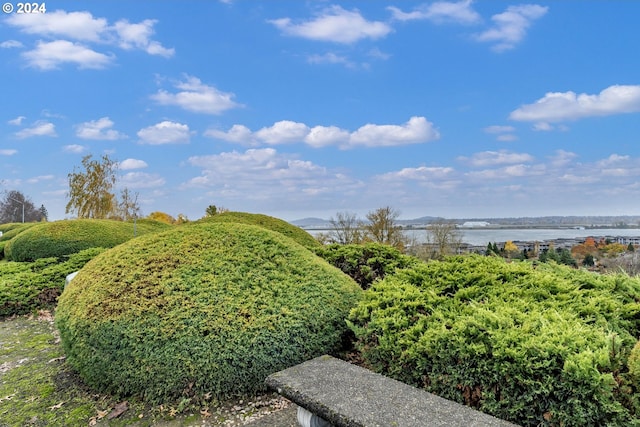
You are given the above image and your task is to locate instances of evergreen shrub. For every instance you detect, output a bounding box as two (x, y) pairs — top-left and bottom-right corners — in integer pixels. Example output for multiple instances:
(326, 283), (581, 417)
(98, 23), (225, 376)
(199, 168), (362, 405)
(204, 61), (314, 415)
(4, 219), (171, 262)
(314, 242), (420, 289)
(197, 211), (321, 250)
(348, 255), (640, 426)
(0, 247), (105, 317)
(55, 222), (362, 403)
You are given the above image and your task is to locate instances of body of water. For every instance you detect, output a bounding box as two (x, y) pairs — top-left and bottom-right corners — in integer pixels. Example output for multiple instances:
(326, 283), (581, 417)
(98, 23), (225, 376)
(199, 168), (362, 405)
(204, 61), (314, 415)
(405, 228), (640, 247)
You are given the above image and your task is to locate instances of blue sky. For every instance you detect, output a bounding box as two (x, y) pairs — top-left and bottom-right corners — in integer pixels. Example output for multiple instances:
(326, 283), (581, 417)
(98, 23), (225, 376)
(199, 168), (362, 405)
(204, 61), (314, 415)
(1, 1), (639, 221)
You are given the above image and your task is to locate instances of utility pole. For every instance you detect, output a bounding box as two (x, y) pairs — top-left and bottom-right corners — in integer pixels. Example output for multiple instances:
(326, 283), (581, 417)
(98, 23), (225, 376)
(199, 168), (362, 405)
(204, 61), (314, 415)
(8, 196), (25, 223)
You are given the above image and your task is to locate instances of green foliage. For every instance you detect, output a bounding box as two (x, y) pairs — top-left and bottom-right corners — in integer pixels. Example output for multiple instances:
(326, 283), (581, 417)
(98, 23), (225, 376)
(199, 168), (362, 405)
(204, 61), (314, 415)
(0, 247), (105, 317)
(314, 242), (420, 289)
(4, 219), (170, 262)
(55, 222), (362, 404)
(0, 222), (37, 241)
(348, 255), (640, 426)
(197, 211), (321, 250)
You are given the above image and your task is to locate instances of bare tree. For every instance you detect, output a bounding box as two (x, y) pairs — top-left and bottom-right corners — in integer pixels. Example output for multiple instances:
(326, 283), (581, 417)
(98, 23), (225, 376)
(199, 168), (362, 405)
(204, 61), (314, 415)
(423, 219), (463, 259)
(0, 190), (44, 223)
(114, 188), (141, 220)
(329, 211), (363, 244)
(363, 206), (408, 250)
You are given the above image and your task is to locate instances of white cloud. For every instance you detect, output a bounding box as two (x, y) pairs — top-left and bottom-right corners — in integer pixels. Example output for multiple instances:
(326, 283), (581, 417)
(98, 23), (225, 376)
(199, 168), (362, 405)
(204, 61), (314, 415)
(255, 121), (310, 145)
(307, 52), (356, 68)
(5, 10), (173, 69)
(466, 163), (545, 180)
(459, 150), (534, 167)
(269, 5), (392, 44)
(597, 154), (630, 167)
(113, 19), (174, 57)
(349, 116), (439, 148)
(6, 10), (108, 41)
(548, 150), (577, 167)
(0, 40), (23, 48)
(8, 116), (26, 126)
(119, 158), (148, 170)
(75, 117), (127, 140)
(205, 124), (255, 145)
(186, 148), (363, 205)
(474, 4), (548, 51)
(120, 171), (165, 188)
(15, 121), (57, 138)
(206, 116), (439, 149)
(484, 125), (515, 134)
(496, 134), (518, 142)
(26, 174), (55, 184)
(22, 40), (113, 70)
(304, 126), (351, 148)
(377, 166), (455, 181)
(510, 85), (640, 122)
(151, 75), (241, 115)
(137, 121), (191, 145)
(0, 149), (17, 156)
(63, 144), (86, 153)
(388, 0), (481, 24)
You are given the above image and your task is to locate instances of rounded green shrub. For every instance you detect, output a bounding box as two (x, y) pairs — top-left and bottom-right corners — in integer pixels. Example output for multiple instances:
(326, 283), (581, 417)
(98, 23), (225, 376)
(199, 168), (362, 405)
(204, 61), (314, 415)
(314, 242), (420, 289)
(198, 211), (321, 250)
(0, 222), (38, 241)
(348, 255), (640, 426)
(4, 219), (171, 262)
(55, 222), (361, 403)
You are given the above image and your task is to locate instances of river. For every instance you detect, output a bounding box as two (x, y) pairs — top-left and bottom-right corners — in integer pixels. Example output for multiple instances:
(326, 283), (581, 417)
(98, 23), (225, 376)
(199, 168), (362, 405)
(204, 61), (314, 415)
(406, 228), (640, 247)
(308, 228), (640, 247)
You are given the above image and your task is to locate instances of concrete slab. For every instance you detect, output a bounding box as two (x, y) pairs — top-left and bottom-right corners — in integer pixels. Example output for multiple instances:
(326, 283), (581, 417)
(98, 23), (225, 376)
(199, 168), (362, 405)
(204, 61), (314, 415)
(266, 355), (520, 427)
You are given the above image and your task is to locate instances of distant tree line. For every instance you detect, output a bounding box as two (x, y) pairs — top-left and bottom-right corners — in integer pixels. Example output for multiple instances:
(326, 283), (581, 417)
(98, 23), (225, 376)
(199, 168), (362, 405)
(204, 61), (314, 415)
(0, 190), (47, 223)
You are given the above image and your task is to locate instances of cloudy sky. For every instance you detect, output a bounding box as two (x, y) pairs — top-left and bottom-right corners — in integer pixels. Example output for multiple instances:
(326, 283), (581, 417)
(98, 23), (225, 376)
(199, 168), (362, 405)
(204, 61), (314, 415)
(1, 1), (639, 221)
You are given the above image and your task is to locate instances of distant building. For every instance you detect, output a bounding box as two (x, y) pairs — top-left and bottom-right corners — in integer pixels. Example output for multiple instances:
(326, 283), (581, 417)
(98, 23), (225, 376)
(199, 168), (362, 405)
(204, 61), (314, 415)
(460, 221), (490, 228)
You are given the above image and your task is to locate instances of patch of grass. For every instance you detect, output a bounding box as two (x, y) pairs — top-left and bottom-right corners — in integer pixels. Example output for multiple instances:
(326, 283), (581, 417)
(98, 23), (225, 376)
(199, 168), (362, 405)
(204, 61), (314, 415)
(1, 315), (291, 426)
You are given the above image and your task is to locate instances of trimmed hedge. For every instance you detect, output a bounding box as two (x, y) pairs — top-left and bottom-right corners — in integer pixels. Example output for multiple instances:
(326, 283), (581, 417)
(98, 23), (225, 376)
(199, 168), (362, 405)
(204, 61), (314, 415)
(0, 247), (105, 317)
(314, 242), (420, 289)
(55, 222), (362, 403)
(198, 212), (321, 250)
(0, 223), (39, 260)
(4, 219), (171, 262)
(348, 255), (640, 426)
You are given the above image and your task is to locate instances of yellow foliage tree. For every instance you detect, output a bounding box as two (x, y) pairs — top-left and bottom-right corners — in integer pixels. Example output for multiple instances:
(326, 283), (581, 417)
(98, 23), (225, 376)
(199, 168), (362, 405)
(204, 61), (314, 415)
(147, 211), (176, 224)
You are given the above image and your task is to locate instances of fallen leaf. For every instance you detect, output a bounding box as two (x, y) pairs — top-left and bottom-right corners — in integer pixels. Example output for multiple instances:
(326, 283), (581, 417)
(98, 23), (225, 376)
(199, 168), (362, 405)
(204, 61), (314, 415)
(200, 407), (211, 418)
(96, 409), (109, 419)
(49, 401), (65, 410)
(88, 416), (97, 426)
(107, 401), (128, 419)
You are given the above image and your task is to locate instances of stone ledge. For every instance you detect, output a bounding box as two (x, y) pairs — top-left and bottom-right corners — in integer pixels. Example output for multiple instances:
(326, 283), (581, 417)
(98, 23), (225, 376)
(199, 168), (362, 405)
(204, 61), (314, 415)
(266, 355), (519, 427)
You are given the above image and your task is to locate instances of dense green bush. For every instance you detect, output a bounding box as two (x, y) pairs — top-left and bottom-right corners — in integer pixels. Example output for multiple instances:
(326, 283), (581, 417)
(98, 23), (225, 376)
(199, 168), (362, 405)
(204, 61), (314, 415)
(314, 242), (420, 289)
(4, 219), (171, 262)
(0, 247), (105, 317)
(198, 211), (321, 250)
(55, 222), (361, 403)
(348, 255), (640, 426)
(0, 223), (39, 259)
